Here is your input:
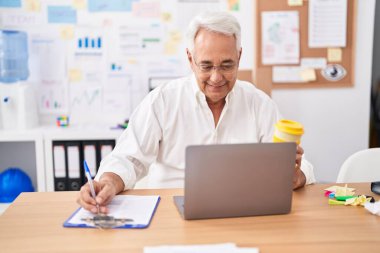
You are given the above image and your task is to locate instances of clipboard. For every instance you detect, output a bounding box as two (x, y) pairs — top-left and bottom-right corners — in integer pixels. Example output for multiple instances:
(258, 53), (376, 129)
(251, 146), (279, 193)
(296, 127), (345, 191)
(63, 195), (160, 229)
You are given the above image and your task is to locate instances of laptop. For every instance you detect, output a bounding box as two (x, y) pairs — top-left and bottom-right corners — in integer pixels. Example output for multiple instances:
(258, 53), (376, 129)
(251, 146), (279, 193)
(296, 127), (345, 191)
(174, 142), (296, 220)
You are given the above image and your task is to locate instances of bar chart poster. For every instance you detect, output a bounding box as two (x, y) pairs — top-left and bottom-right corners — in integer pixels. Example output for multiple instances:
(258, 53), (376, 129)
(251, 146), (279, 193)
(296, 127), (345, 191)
(73, 28), (104, 56)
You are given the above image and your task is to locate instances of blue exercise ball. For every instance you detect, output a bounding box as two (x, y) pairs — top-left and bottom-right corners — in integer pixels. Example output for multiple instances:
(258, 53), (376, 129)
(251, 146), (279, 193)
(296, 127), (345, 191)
(0, 168), (34, 203)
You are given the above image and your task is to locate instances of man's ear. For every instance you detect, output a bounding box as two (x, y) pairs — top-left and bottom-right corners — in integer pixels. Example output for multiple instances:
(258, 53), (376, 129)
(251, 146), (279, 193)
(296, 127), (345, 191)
(186, 48), (193, 64)
(238, 48), (242, 61)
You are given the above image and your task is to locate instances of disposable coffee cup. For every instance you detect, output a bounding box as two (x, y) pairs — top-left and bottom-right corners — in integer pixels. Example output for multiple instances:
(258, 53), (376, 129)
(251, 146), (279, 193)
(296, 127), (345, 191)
(273, 119), (304, 144)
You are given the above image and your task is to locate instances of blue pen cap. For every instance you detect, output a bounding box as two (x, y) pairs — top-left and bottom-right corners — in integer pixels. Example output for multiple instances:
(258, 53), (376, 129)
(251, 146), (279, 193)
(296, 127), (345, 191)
(0, 168), (34, 203)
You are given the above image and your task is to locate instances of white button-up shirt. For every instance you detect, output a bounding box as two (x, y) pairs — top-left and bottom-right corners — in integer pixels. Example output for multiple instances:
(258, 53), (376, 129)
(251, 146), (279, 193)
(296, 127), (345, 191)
(95, 75), (316, 189)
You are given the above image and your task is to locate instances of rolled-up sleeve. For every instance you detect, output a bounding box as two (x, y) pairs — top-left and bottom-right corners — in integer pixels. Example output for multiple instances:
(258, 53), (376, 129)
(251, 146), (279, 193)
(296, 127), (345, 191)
(94, 90), (163, 190)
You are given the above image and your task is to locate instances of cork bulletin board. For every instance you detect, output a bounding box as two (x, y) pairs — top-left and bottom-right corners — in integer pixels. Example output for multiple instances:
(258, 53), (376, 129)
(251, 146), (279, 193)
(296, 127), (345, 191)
(254, 0), (357, 94)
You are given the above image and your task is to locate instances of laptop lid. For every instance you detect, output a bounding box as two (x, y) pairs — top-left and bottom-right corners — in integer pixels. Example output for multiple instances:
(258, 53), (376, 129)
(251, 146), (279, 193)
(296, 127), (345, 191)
(175, 142), (296, 220)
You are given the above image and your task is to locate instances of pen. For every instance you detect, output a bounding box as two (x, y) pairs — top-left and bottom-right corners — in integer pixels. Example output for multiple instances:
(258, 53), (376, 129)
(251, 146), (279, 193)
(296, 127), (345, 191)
(83, 160), (99, 214)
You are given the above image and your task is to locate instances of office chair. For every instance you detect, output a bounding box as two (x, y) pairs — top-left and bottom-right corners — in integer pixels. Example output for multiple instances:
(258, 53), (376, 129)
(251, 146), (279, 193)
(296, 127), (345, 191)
(337, 148), (380, 183)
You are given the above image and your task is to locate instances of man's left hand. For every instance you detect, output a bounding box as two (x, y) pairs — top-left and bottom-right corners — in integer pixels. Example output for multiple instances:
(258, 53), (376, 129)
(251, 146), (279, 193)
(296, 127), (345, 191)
(293, 145), (306, 190)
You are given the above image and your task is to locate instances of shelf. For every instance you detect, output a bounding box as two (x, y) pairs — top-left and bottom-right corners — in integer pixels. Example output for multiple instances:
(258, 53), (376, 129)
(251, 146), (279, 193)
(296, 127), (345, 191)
(0, 125), (125, 192)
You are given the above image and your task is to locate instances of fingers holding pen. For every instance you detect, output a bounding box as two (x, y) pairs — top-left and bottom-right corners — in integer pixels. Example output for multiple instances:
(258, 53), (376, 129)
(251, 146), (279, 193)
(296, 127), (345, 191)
(77, 183), (97, 212)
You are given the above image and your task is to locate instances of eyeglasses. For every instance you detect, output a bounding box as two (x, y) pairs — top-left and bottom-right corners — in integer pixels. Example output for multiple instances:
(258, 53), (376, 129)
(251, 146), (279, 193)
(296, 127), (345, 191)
(194, 61), (237, 75)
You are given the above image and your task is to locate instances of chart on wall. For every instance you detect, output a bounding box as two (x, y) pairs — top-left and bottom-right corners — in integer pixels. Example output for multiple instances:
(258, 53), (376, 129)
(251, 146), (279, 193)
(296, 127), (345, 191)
(0, 0), (253, 125)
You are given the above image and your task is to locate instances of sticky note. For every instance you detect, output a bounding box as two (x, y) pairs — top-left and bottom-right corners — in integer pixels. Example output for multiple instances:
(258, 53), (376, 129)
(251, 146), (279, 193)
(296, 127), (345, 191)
(48, 6), (77, 24)
(0, 0), (21, 8)
(72, 0), (86, 10)
(25, 0), (41, 12)
(60, 26), (74, 40)
(335, 185), (355, 197)
(288, 0), (303, 6)
(328, 48), (342, 62)
(161, 12), (172, 22)
(164, 41), (178, 55)
(68, 69), (82, 82)
(324, 185), (355, 193)
(300, 68), (316, 82)
(88, 0), (132, 12)
(228, 0), (239, 11)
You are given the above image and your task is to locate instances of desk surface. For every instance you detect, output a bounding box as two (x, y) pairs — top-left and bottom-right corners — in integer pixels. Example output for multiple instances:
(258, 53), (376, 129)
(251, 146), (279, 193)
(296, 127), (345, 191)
(0, 183), (379, 253)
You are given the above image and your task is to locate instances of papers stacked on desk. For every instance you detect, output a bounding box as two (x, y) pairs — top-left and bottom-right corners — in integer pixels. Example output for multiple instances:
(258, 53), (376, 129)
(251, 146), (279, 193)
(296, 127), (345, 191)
(144, 243), (259, 253)
(64, 195), (160, 229)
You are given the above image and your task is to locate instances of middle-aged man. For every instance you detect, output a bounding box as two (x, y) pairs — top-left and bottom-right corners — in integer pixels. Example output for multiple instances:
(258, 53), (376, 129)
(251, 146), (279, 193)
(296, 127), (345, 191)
(78, 11), (316, 214)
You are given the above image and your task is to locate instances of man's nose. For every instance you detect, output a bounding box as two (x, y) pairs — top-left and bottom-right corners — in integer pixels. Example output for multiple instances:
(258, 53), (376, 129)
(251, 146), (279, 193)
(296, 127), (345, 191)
(209, 67), (223, 82)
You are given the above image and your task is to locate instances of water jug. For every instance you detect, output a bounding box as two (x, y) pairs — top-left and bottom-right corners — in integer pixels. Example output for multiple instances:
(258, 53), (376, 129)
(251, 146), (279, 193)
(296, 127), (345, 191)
(0, 30), (29, 83)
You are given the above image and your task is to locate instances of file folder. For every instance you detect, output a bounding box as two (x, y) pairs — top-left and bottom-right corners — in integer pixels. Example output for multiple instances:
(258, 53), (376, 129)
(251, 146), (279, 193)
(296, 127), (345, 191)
(99, 140), (115, 163)
(53, 142), (67, 191)
(66, 141), (82, 191)
(82, 141), (97, 179)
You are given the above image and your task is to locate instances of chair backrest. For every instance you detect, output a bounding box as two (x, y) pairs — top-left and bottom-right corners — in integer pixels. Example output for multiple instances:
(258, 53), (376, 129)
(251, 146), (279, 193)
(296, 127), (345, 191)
(337, 148), (380, 183)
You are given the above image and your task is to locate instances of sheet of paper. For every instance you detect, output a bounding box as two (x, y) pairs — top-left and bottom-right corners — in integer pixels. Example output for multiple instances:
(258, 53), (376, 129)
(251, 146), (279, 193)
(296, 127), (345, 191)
(144, 243), (259, 253)
(67, 195), (160, 227)
(272, 66), (305, 83)
(261, 11), (300, 65)
(300, 68), (316, 81)
(301, 57), (327, 69)
(308, 0), (347, 48)
(365, 201), (380, 216)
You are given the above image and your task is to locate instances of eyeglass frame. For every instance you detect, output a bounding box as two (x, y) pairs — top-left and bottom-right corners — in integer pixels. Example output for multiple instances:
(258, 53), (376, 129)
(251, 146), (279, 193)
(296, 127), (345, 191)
(192, 57), (239, 75)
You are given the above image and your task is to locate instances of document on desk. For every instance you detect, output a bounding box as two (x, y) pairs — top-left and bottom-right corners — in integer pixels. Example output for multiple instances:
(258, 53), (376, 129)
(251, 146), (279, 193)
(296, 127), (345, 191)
(144, 243), (259, 253)
(64, 195), (160, 229)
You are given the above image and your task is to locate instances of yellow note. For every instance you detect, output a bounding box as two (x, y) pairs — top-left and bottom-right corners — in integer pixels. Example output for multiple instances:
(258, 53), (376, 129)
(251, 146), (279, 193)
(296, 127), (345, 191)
(60, 26), (74, 40)
(288, 0), (303, 6)
(68, 69), (82, 82)
(72, 0), (86, 10)
(164, 41), (178, 55)
(170, 30), (182, 43)
(161, 12), (172, 22)
(25, 0), (41, 12)
(300, 68), (316, 82)
(128, 58), (137, 65)
(328, 48), (342, 62)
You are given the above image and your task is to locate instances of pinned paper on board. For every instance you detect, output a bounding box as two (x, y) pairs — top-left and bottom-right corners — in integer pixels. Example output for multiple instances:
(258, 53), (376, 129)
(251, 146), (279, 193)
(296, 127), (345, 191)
(60, 26), (74, 40)
(288, 0), (303, 6)
(272, 66), (305, 83)
(25, 0), (41, 12)
(72, 0), (86, 10)
(300, 68), (316, 82)
(309, 0), (347, 48)
(261, 11), (300, 65)
(301, 57), (327, 69)
(68, 69), (83, 82)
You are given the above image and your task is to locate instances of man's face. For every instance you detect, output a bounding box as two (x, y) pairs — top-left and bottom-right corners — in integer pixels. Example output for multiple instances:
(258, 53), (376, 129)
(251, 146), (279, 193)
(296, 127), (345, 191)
(187, 29), (241, 104)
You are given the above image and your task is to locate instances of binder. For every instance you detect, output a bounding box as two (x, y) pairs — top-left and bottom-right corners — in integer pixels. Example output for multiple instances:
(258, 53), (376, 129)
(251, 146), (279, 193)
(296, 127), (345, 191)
(66, 141), (82, 191)
(98, 140), (115, 166)
(53, 142), (67, 191)
(82, 141), (97, 179)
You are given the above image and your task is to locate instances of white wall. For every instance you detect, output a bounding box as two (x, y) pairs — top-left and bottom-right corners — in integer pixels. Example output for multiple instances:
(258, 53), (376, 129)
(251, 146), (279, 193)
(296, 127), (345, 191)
(271, 0), (376, 183)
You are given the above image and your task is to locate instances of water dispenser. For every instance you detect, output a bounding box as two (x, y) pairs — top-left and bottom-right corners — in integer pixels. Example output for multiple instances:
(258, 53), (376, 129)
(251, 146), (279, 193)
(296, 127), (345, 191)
(0, 30), (38, 130)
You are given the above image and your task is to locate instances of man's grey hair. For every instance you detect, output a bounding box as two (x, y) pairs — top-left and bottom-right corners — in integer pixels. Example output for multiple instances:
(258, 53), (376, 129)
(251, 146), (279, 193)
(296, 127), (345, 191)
(186, 11), (241, 54)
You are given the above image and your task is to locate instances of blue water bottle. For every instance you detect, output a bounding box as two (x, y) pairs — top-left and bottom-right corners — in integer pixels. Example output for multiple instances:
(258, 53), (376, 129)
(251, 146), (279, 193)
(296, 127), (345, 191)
(0, 30), (29, 83)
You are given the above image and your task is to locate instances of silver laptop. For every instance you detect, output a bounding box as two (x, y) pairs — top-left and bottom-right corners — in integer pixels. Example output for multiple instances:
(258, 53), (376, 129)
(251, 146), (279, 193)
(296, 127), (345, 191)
(174, 142), (296, 220)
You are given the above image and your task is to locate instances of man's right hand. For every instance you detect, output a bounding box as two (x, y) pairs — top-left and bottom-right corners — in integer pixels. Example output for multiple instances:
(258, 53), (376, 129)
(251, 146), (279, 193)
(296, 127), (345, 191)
(77, 172), (125, 214)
